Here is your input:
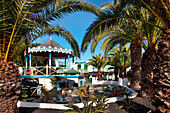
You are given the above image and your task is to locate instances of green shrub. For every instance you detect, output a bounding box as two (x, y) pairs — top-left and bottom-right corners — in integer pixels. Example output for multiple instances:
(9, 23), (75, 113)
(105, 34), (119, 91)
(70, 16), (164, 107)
(50, 76), (61, 85)
(66, 95), (108, 113)
(119, 92), (137, 112)
(84, 73), (89, 79)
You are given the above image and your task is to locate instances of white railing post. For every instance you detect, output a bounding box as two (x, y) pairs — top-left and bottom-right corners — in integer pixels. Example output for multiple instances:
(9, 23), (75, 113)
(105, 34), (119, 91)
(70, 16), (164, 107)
(46, 64), (48, 76)
(29, 53), (32, 76)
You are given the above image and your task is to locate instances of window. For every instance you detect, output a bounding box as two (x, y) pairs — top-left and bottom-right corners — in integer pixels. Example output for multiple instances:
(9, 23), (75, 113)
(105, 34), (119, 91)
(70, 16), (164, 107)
(80, 81), (83, 86)
(84, 64), (87, 72)
(78, 64), (81, 70)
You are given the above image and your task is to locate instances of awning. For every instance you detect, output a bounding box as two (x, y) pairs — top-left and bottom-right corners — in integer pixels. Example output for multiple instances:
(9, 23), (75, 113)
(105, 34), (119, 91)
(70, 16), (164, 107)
(64, 69), (80, 74)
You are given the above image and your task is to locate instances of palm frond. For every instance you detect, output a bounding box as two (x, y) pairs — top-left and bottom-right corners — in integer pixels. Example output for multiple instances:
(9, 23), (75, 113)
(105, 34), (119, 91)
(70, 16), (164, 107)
(11, 25), (80, 60)
(120, 0), (169, 30)
(0, 0), (99, 61)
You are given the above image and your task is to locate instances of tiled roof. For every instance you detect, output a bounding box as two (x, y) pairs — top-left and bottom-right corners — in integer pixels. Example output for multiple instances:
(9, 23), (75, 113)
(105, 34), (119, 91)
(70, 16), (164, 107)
(37, 40), (64, 49)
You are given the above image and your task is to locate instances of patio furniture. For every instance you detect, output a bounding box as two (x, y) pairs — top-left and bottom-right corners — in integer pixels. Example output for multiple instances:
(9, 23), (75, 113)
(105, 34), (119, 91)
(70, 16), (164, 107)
(107, 85), (113, 90)
(53, 94), (63, 103)
(53, 94), (75, 104)
(103, 92), (111, 95)
(110, 91), (115, 94)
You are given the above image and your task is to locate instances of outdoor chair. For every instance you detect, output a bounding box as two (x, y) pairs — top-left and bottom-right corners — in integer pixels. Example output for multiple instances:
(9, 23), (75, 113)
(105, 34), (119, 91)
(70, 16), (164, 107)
(64, 97), (73, 104)
(107, 85), (113, 90)
(103, 92), (111, 95)
(110, 91), (115, 94)
(117, 85), (123, 89)
(53, 94), (74, 104)
(53, 94), (63, 102)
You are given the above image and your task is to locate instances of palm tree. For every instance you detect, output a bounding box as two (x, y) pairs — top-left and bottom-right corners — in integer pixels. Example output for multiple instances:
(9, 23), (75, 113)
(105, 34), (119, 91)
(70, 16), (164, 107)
(94, 21), (143, 90)
(0, 0), (100, 61)
(0, 0), (99, 112)
(82, 0), (169, 111)
(119, 0), (170, 112)
(80, 2), (143, 90)
(107, 44), (131, 80)
(86, 54), (108, 80)
(140, 19), (163, 98)
(98, 5), (162, 97)
(79, 8), (130, 89)
(81, 1), (163, 95)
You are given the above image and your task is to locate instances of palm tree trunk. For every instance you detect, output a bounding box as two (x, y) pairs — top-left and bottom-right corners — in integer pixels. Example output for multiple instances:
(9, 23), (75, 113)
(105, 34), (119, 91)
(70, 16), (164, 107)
(97, 69), (102, 80)
(140, 48), (156, 98)
(0, 60), (21, 113)
(114, 68), (119, 81)
(121, 67), (125, 78)
(130, 42), (142, 90)
(153, 30), (170, 113)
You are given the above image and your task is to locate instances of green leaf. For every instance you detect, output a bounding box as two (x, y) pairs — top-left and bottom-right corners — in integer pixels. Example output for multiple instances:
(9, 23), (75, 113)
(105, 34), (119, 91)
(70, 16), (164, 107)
(65, 104), (82, 113)
(119, 105), (124, 109)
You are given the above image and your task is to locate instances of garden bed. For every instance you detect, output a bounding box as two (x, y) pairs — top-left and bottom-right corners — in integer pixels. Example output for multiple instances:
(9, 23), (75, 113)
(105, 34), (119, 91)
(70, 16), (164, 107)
(17, 86), (137, 110)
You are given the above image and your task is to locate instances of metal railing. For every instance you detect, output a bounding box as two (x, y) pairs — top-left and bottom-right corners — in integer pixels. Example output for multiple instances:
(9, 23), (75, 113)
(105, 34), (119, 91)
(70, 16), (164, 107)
(20, 66), (60, 76)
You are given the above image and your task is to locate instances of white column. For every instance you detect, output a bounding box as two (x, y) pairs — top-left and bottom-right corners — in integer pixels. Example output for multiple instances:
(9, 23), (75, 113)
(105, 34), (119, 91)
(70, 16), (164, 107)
(49, 52), (51, 75)
(25, 55), (28, 75)
(68, 54), (70, 68)
(29, 53), (31, 75)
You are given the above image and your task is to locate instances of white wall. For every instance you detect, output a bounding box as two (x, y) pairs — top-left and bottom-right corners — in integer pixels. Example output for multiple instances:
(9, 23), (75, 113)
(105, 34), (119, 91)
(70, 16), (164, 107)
(39, 78), (53, 90)
(92, 77), (119, 86)
(38, 77), (84, 90)
(78, 78), (84, 86)
(72, 63), (78, 70)
(55, 61), (65, 67)
(87, 65), (98, 72)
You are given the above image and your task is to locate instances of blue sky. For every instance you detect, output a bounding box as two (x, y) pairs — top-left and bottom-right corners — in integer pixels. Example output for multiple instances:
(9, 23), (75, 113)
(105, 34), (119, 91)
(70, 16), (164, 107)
(34, 0), (112, 62)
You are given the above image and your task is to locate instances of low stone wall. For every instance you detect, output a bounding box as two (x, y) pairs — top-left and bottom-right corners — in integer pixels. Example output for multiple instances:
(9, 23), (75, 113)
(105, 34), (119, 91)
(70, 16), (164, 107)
(17, 96), (126, 110)
(92, 77), (129, 86)
(17, 86), (138, 110)
(92, 78), (119, 86)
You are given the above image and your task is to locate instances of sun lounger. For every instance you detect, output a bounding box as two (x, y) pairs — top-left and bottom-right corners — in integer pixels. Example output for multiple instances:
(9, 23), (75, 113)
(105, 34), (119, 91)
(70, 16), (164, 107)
(103, 92), (111, 95)
(53, 94), (63, 103)
(107, 85), (113, 90)
(53, 94), (74, 104)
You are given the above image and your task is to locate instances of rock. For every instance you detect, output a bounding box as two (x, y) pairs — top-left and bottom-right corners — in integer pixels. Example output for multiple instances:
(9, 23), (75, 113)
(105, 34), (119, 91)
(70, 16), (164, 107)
(0, 84), (3, 87)
(0, 80), (5, 83)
